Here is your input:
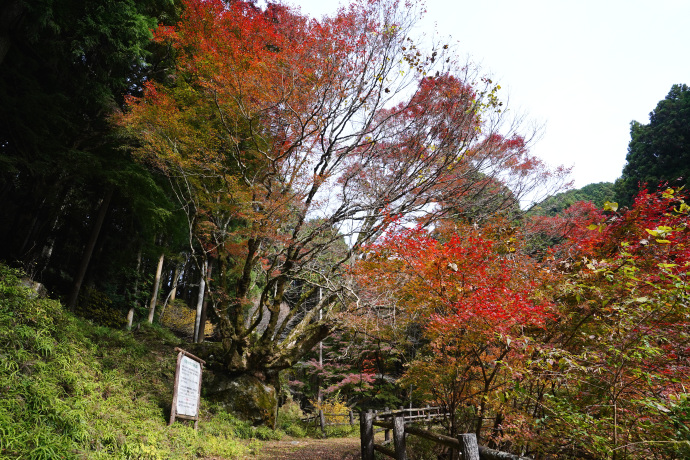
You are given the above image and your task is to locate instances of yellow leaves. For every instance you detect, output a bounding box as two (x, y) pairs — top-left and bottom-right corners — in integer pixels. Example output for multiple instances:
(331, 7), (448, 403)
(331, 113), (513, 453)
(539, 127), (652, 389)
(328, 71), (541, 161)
(646, 225), (673, 237)
(309, 394), (349, 424)
(658, 263), (678, 269)
(646, 225), (675, 243)
(602, 201), (618, 212)
(662, 187), (676, 199)
(675, 201), (690, 214)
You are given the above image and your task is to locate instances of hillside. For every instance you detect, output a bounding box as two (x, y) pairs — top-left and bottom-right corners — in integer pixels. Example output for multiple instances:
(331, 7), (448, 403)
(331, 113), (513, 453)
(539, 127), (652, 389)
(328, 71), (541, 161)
(0, 264), (307, 459)
(528, 182), (615, 216)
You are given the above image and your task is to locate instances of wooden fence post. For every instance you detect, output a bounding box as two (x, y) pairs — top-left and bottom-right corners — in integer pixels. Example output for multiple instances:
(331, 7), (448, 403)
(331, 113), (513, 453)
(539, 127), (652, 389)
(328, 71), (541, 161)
(319, 410), (326, 434)
(360, 410), (374, 460)
(457, 433), (480, 460)
(385, 407), (391, 442)
(349, 409), (354, 426)
(393, 415), (407, 460)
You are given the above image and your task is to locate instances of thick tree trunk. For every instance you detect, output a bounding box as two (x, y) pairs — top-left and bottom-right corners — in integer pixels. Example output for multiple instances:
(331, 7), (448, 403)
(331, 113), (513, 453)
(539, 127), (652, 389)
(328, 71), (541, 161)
(206, 372), (278, 428)
(67, 188), (113, 311)
(147, 252), (165, 323)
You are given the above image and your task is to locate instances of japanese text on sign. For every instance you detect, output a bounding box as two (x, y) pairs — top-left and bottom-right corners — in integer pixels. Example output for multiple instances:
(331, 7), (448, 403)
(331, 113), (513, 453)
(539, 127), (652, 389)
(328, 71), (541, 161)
(176, 356), (201, 416)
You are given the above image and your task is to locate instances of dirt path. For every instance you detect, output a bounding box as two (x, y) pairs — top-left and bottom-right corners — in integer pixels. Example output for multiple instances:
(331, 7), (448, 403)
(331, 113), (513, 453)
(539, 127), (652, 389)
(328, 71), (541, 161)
(243, 436), (362, 460)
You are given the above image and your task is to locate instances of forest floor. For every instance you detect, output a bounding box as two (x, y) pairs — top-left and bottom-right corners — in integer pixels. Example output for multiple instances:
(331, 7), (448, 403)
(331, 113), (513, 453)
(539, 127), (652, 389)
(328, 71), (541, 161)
(240, 435), (372, 459)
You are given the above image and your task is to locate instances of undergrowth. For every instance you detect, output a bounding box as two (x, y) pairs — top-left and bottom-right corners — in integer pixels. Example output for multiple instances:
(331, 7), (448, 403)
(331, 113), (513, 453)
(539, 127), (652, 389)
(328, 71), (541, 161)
(0, 264), (351, 459)
(0, 265), (256, 459)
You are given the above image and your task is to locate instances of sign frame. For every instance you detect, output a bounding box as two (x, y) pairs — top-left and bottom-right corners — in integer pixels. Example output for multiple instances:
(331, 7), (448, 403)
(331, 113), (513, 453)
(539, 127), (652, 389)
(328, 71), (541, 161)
(169, 347), (205, 429)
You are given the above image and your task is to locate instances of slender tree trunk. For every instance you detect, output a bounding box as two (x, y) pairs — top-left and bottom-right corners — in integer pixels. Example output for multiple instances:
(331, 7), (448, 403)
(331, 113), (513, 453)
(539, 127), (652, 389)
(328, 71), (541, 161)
(197, 259), (214, 342)
(0, 0), (24, 66)
(193, 258), (207, 343)
(318, 287), (323, 403)
(159, 264), (181, 323)
(198, 295), (210, 342)
(18, 197), (45, 258)
(169, 266), (180, 303)
(126, 309), (134, 330)
(127, 247), (142, 330)
(39, 188), (72, 277)
(67, 188), (113, 311)
(147, 252), (165, 323)
(0, 37), (8, 67)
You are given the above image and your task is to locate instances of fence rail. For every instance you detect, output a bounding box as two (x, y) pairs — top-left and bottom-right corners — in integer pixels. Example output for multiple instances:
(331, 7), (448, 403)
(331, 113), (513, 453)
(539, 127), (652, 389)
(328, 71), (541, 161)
(301, 410), (357, 432)
(360, 410), (532, 460)
(301, 405), (448, 434)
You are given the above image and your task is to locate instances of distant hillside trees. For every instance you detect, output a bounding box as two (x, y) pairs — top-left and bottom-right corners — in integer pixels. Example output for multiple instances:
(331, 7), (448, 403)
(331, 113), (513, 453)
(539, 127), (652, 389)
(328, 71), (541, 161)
(529, 182), (615, 216)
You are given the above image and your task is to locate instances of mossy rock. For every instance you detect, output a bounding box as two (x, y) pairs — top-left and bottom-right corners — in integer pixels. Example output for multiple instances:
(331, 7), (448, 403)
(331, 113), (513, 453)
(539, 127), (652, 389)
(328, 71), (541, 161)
(207, 373), (278, 428)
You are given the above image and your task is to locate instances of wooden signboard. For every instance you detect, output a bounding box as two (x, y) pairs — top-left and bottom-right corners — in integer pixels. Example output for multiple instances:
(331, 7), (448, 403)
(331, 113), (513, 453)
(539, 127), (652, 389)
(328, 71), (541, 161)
(169, 347), (205, 429)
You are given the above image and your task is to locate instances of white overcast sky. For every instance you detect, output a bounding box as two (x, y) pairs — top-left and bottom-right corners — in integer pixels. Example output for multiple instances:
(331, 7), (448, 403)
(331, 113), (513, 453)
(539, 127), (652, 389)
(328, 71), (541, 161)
(287, 0), (690, 189)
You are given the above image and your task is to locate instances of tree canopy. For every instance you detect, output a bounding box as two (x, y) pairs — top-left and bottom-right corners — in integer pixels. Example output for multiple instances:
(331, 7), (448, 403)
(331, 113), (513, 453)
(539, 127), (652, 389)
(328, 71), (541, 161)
(117, 0), (567, 383)
(0, 0), (181, 315)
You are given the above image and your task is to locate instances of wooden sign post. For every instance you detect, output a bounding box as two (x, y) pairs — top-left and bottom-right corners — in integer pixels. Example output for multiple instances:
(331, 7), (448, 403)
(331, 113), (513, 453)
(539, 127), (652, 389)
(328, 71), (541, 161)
(169, 347), (205, 429)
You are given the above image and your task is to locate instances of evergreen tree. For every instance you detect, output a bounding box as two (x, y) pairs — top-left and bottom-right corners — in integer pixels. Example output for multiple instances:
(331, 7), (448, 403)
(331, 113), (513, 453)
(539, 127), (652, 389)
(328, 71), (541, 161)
(0, 0), (180, 315)
(614, 84), (690, 207)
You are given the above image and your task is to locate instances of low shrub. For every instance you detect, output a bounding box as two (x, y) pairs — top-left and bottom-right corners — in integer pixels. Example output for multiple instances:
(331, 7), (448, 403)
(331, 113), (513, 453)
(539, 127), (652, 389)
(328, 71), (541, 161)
(254, 425), (285, 441)
(278, 397), (308, 437)
(284, 423), (307, 438)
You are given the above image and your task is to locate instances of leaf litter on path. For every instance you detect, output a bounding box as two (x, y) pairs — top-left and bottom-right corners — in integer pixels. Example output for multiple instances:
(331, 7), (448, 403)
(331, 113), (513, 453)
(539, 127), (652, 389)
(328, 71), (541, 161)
(244, 436), (361, 460)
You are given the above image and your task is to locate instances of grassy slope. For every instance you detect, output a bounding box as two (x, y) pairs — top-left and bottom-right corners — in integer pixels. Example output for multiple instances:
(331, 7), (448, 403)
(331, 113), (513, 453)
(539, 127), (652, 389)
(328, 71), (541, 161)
(0, 265), (259, 460)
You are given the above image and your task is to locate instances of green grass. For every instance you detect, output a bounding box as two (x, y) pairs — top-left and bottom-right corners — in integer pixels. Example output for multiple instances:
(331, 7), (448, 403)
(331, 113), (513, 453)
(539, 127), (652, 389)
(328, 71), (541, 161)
(0, 265), (253, 459)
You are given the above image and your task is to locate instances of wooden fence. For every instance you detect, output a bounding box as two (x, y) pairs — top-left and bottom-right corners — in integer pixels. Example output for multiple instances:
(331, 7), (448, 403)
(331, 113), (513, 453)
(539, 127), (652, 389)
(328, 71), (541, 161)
(301, 409), (357, 432)
(359, 409), (532, 460)
(301, 405), (447, 434)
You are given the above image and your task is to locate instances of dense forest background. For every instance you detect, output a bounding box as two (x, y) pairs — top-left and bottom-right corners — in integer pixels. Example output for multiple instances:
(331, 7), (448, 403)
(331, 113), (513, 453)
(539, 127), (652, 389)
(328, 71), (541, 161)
(1, 0), (689, 458)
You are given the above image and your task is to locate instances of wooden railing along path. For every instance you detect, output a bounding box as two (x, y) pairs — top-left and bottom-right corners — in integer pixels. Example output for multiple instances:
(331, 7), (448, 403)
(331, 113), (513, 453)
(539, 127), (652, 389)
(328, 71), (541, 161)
(301, 409), (357, 432)
(359, 409), (532, 460)
(301, 405), (446, 434)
